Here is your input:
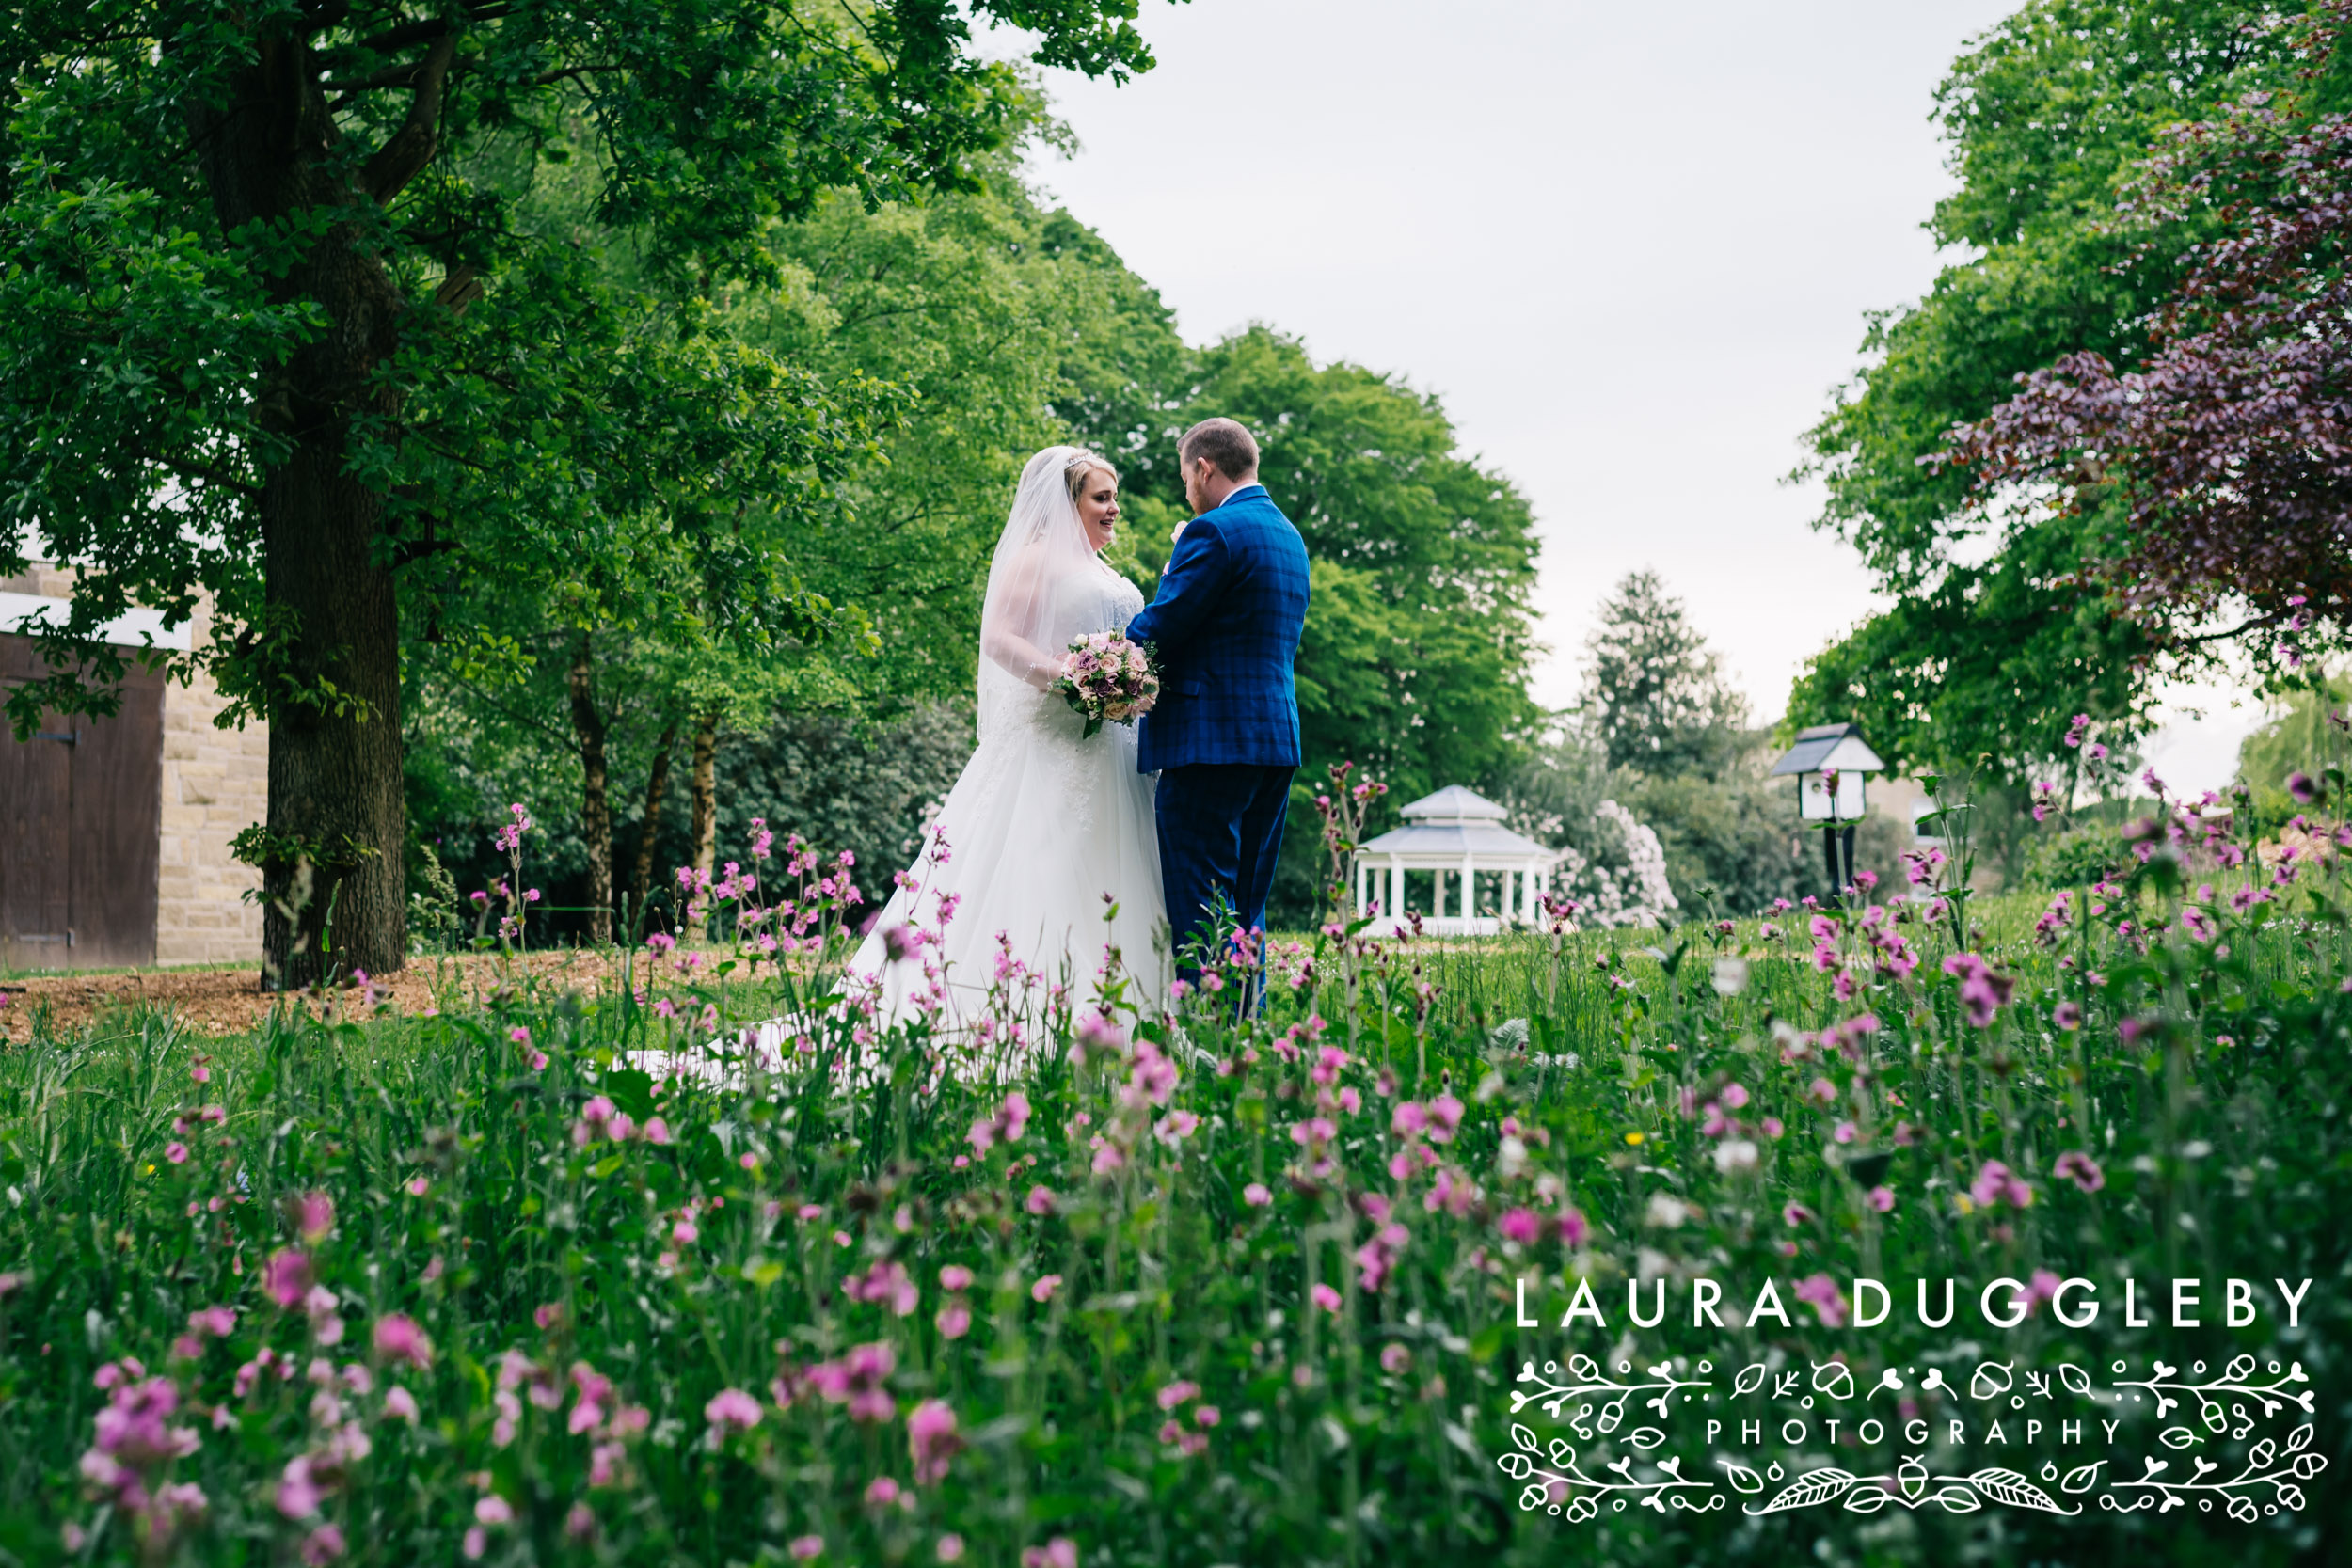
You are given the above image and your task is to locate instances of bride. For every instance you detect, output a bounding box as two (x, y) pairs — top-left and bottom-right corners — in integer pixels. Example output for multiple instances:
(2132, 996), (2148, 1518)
(843, 445), (1170, 1034)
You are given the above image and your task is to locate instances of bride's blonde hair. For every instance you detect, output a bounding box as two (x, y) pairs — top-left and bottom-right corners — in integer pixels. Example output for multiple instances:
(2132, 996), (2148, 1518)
(1064, 450), (1119, 504)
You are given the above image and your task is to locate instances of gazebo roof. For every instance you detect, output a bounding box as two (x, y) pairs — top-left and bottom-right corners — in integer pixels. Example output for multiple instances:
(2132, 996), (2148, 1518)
(1362, 784), (1552, 863)
(1400, 784), (1510, 824)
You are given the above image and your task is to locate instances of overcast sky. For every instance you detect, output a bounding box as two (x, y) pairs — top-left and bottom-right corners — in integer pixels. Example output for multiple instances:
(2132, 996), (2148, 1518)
(1019, 0), (2269, 790)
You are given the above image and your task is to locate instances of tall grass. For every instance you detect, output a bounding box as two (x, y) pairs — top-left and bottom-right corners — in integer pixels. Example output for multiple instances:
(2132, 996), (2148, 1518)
(4, 815), (2348, 1566)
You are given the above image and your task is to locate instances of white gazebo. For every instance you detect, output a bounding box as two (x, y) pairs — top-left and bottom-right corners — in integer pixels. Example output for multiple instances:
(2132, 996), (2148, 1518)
(1355, 784), (1557, 937)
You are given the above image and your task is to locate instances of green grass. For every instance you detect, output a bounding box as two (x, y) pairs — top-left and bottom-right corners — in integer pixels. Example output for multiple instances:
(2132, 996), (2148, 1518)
(4, 857), (2348, 1566)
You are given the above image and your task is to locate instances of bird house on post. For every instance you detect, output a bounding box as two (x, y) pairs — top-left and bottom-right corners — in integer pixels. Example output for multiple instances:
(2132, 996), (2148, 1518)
(1770, 722), (1883, 895)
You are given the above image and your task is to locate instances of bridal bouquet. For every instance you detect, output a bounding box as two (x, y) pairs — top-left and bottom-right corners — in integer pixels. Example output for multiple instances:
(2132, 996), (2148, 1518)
(1051, 631), (1160, 738)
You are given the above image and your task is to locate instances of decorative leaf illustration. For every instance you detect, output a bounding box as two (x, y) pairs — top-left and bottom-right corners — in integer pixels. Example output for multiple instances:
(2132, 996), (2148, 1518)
(1934, 1486), (1983, 1513)
(1511, 1424), (1541, 1453)
(2158, 1427), (2201, 1449)
(1843, 1483), (1892, 1513)
(2288, 1423), (2314, 1453)
(2060, 1462), (2106, 1495)
(1969, 1360), (2013, 1400)
(1718, 1460), (1764, 1495)
(1732, 1362), (1768, 1396)
(1967, 1468), (2071, 1513)
(2058, 1363), (2092, 1396)
(1654, 1455), (1684, 1477)
(1627, 1427), (1666, 1450)
(1752, 1467), (1859, 1514)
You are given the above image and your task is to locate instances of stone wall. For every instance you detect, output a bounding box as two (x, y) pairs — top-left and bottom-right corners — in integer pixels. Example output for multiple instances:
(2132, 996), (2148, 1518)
(153, 597), (267, 966)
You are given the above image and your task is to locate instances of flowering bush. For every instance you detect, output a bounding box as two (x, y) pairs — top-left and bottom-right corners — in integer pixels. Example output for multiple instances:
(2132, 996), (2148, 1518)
(1543, 799), (1679, 927)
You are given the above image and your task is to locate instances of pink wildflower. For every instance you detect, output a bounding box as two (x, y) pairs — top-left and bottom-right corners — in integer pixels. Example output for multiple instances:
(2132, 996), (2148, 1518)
(264, 1251), (313, 1310)
(373, 1314), (432, 1370)
(1968, 1159), (2033, 1210)
(1793, 1274), (1847, 1328)
(289, 1191), (334, 1243)
(704, 1388), (762, 1433)
(908, 1398), (962, 1485)
(2053, 1150), (2105, 1193)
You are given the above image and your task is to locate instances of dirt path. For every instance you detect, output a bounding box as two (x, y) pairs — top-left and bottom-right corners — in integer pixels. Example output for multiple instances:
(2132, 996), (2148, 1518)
(0, 948), (632, 1042)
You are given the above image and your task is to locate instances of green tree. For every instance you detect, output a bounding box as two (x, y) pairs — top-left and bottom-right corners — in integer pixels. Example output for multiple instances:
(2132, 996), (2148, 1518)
(1, 0), (1162, 983)
(2237, 673), (2352, 814)
(741, 169), (1188, 706)
(1580, 570), (1747, 775)
(405, 166), (1186, 934)
(1793, 0), (2319, 780)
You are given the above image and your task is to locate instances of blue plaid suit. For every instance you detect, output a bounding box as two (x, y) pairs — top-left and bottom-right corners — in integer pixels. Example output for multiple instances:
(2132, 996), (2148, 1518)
(1124, 484), (1311, 972)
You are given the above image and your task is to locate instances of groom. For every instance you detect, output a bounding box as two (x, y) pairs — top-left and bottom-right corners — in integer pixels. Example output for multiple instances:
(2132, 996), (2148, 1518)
(1124, 417), (1311, 985)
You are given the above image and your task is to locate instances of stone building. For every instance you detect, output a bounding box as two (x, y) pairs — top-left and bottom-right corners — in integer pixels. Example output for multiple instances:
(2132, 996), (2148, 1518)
(0, 569), (266, 969)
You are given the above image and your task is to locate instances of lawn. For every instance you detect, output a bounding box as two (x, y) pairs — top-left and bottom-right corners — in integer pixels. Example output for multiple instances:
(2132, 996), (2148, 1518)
(4, 819), (2347, 1566)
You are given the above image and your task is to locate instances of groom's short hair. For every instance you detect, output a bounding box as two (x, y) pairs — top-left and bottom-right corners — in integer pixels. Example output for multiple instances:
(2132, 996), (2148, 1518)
(1180, 418), (1260, 481)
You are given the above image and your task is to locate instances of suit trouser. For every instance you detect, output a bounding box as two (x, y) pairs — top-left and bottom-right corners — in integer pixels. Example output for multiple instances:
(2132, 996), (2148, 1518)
(1154, 763), (1295, 982)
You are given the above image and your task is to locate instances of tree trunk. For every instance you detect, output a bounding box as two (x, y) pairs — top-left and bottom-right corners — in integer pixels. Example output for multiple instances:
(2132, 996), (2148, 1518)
(191, 27), (453, 988)
(567, 635), (612, 946)
(630, 720), (681, 939)
(687, 710), (719, 940)
(257, 431), (407, 989)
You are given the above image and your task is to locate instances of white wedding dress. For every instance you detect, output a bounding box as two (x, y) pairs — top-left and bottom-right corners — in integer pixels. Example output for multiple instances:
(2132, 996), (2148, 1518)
(629, 449), (1168, 1091)
(841, 447), (1170, 1043)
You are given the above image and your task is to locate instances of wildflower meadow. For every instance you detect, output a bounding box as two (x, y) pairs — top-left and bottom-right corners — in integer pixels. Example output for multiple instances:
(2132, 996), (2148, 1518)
(4, 742), (2350, 1568)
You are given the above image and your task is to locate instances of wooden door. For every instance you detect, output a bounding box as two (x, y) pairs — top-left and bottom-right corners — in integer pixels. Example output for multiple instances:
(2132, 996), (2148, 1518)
(0, 634), (163, 969)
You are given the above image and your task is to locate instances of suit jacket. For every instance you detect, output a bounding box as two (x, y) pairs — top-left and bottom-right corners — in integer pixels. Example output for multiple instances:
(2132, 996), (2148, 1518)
(1124, 483), (1311, 773)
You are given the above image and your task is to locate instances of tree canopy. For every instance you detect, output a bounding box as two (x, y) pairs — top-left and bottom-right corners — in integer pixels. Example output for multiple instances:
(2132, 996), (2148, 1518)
(1579, 570), (1747, 776)
(405, 161), (1184, 939)
(1947, 84), (2352, 664)
(1791, 0), (2330, 781)
(0, 0), (1168, 979)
